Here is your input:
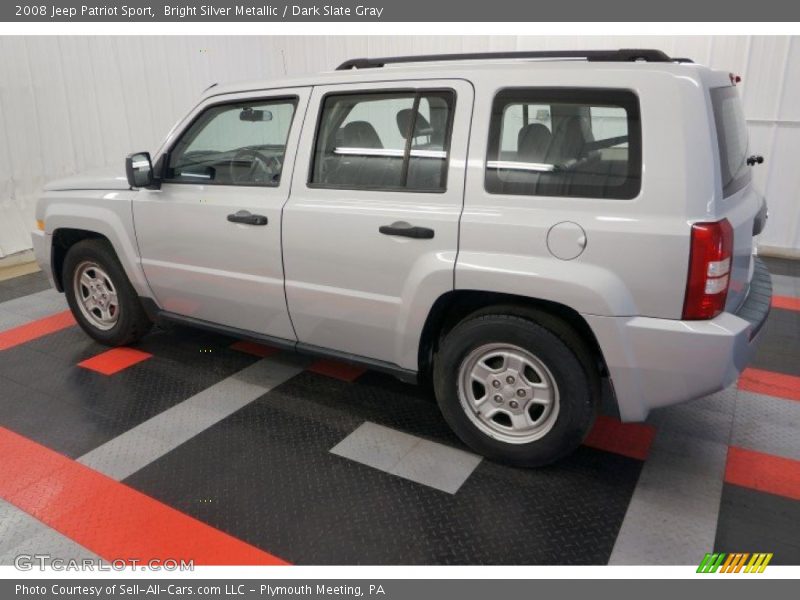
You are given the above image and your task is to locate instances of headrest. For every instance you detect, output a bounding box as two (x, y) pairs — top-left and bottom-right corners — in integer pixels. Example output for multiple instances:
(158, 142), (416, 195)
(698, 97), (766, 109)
(338, 121), (383, 149)
(546, 116), (586, 163)
(517, 123), (552, 162)
(397, 109), (433, 139)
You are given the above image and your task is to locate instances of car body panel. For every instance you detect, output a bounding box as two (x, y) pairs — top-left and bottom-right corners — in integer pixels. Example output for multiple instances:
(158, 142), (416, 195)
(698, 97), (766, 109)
(43, 167), (130, 192)
(282, 79), (473, 369)
(34, 189), (149, 296)
(458, 67), (718, 320)
(130, 87), (311, 338)
(585, 258), (771, 420)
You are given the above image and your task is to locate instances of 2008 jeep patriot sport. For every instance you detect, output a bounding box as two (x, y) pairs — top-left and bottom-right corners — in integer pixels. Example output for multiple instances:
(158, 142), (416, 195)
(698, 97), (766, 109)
(32, 49), (772, 466)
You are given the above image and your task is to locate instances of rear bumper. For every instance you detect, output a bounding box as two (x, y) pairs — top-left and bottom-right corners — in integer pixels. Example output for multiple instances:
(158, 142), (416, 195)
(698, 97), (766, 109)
(585, 258), (772, 421)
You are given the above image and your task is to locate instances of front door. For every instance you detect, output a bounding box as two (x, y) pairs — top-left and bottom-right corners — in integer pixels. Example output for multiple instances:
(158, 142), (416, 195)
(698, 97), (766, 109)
(282, 80), (473, 370)
(133, 88), (310, 338)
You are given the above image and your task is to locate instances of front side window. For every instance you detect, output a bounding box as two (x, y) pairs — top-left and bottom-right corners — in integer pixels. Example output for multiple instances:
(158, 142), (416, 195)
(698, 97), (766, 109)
(486, 88), (641, 200)
(310, 90), (455, 192)
(166, 98), (297, 186)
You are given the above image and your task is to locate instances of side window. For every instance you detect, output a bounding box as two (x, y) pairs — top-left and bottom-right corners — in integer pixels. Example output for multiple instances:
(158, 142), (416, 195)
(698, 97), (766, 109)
(486, 88), (641, 200)
(166, 98), (298, 186)
(310, 90), (455, 192)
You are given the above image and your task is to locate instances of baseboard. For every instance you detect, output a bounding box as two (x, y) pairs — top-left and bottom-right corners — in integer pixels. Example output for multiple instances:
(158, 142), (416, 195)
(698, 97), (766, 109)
(0, 250), (40, 282)
(0, 249), (36, 268)
(758, 245), (800, 260)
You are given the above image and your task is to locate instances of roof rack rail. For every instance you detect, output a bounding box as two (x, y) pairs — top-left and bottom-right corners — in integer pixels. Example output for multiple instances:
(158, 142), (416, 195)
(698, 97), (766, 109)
(336, 49), (693, 70)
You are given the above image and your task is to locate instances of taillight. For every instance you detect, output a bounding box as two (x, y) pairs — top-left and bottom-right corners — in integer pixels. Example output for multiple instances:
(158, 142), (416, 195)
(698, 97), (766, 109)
(682, 219), (734, 320)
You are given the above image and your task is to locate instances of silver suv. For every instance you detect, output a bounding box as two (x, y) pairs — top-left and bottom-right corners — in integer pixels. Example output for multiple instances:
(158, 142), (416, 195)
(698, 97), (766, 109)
(32, 50), (772, 466)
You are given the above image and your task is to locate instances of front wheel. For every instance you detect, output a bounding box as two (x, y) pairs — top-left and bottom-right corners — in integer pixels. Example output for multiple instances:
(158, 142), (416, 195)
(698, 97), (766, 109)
(433, 312), (598, 467)
(63, 239), (152, 346)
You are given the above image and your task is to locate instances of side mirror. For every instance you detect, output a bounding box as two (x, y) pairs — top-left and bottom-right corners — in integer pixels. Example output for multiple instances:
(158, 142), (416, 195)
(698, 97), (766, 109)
(125, 152), (159, 189)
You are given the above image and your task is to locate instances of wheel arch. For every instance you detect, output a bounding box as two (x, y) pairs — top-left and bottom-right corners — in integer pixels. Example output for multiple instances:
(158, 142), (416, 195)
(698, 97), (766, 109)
(51, 228), (110, 292)
(418, 290), (609, 382)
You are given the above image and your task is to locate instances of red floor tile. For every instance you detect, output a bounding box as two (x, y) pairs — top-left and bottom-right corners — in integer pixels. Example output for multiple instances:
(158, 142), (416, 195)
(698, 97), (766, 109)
(772, 295), (800, 312)
(230, 340), (279, 358)
(738, 368), (800, 402)
(725, 446), (800, 501)
(0, 311), (75, 351)
(78, 347), (153, 375)
(0, 427), (288, 565)
(583, 415), (657, 461)
(308, 359), (367, 382)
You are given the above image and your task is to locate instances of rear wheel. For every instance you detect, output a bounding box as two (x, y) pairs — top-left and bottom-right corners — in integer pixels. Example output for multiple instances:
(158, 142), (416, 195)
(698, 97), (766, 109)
(433, 312), (598, 467)
(63, 239), (152, 346)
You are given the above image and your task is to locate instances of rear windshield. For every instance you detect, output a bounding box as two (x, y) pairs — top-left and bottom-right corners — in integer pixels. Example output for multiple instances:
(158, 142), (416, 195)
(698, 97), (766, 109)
(711, 86), (751, 197)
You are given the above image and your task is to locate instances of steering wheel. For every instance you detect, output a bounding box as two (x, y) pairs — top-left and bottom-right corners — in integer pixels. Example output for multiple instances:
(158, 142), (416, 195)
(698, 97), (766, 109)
(229, 148), (282, 184)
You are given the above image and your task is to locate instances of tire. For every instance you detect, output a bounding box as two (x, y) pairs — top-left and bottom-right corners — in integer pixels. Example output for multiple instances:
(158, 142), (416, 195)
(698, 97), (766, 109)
(433, 311), (599, 467)
(63, 239), (152, 346)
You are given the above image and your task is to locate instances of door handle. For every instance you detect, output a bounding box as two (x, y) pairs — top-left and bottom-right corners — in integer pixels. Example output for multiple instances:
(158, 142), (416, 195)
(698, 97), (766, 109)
(379, 222), (435, 239)
(227, 210), (268, 226)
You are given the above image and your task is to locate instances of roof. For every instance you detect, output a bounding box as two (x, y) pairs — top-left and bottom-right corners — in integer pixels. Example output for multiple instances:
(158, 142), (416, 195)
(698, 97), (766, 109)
(200, 50), (713, 101)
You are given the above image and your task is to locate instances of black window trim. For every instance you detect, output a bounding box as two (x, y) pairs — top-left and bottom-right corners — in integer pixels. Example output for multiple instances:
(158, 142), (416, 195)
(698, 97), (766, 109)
(307, 87), (458, 195)
(711, 85), (752, 198)
(161, 94), (301, 189)
(484, 87), (643, 201)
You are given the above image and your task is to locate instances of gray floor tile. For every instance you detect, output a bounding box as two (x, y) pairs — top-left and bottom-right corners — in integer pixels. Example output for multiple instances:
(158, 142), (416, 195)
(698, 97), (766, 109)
(771, 273), (799, 297)
(0, 289), (66, 318)
(647, 431), (731, 479)
(331, 422), (419, 472)
(0, 499), (98, 565)
(610, 387), (736, 565)
(732, 390), (800, 461)
(331, 422), (482, 494)
(78, 356), (306, 480)
(0, 529), (99, 566)
(648, 403), (734, 446)
(390, 439), (482, 494)
(78, 431), (177, 481)
(0, 500), (43, 553)
(0, 308), (30, 331)
(609, 438), (728, 565)
(231, 354), (311, 389)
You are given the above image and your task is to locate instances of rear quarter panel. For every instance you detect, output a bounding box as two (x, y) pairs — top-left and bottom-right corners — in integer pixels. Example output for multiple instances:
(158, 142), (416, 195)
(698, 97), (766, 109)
(458, 66), (717, 319)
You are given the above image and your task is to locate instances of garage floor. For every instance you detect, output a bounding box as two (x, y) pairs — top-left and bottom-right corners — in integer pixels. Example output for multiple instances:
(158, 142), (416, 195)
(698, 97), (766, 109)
(0, 257), (798, 566)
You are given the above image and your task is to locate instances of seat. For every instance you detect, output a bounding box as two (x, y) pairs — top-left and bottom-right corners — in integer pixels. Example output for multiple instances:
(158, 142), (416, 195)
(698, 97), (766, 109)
(337, 120), (383, 149)
(492, 123), (554, 191)
(325, 120), (403, 187)
(524, 116), (586, 195)
(517, 123), (552, 163)
(545, 116), (586, 165)
(396, 109), (434, 139)
(396, 109), (445, 190)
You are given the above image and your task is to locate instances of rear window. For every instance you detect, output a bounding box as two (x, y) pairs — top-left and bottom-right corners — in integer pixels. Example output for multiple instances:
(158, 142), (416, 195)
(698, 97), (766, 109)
(485, 88), (641, 200)
(711, 86), (751, 197)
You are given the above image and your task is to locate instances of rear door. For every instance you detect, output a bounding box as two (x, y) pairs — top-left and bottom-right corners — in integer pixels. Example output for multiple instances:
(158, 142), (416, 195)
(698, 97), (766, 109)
(710, 83), (764, 310)
(133, 88), (309, 338)
(282, 79), (473, 370)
